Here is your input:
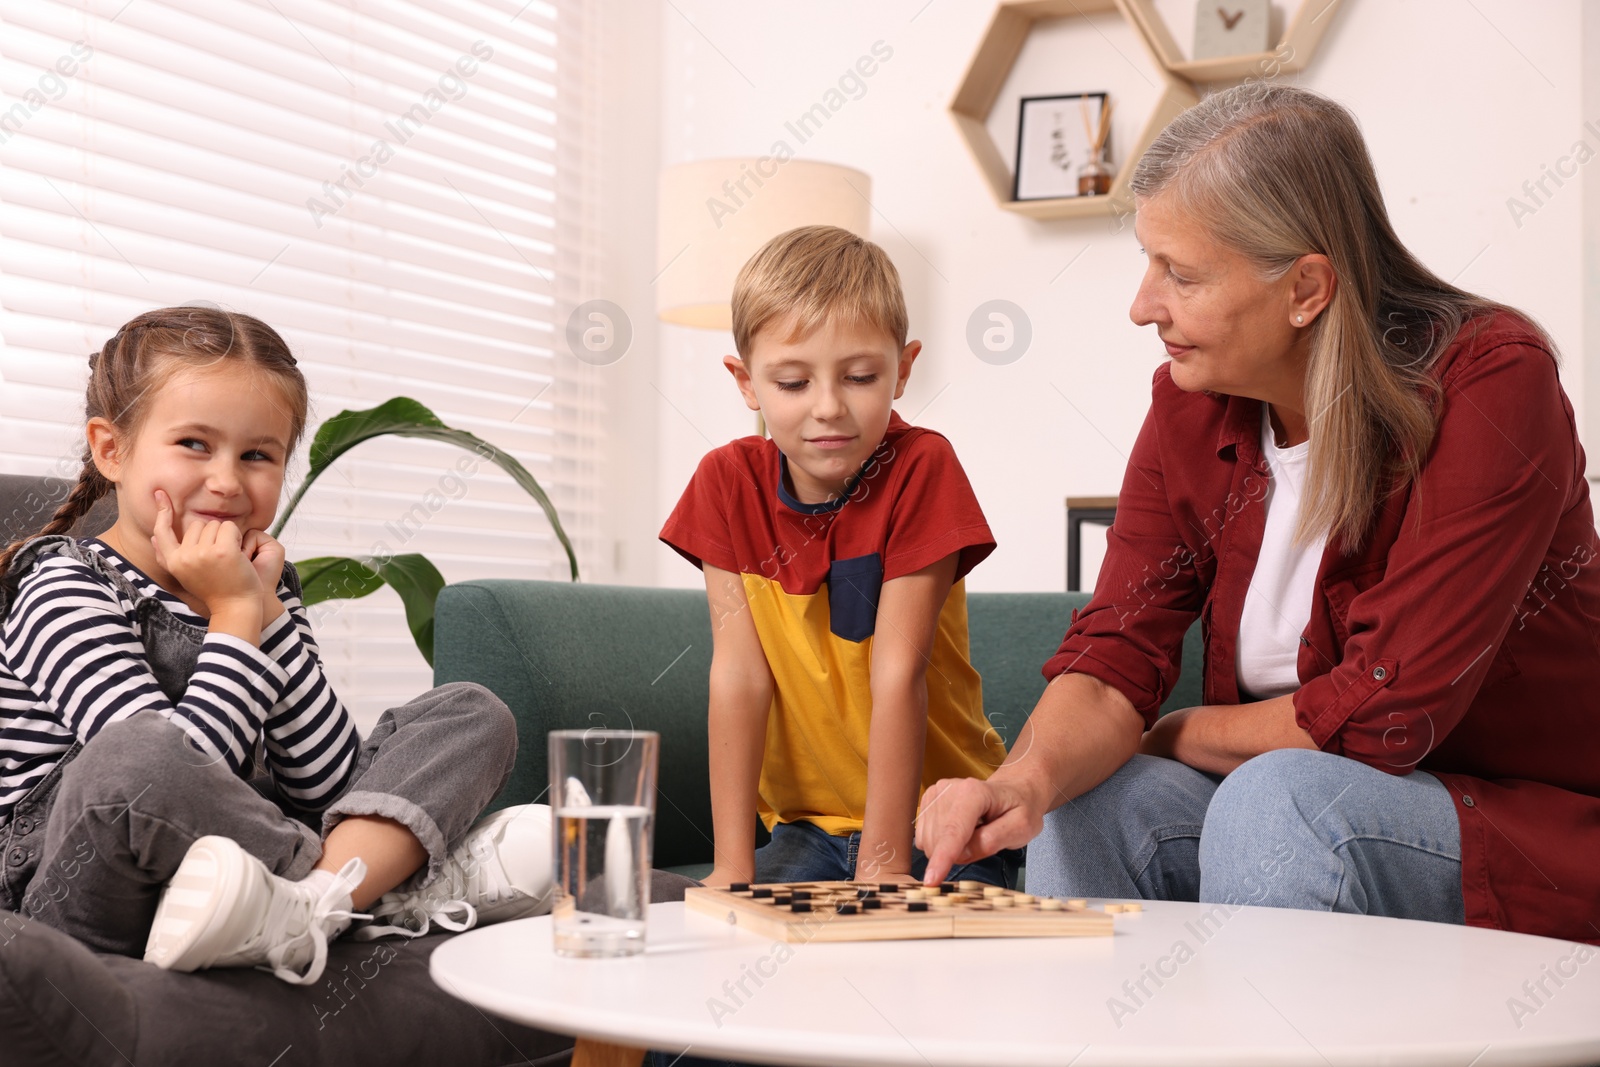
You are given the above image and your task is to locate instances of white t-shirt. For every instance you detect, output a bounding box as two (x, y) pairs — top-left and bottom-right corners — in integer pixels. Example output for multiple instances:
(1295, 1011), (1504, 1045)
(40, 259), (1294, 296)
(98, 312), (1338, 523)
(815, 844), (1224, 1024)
(1236, 404), (1328, 700)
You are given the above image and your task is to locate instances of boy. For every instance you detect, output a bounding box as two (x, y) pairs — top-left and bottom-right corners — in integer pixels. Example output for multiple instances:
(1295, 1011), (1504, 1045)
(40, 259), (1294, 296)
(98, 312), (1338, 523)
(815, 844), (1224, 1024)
(660, 225), (1014, 888)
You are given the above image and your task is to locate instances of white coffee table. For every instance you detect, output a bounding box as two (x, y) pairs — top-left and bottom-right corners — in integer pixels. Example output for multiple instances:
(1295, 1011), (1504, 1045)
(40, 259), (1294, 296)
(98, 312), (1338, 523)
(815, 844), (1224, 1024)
(431, 899), (1600, 1067)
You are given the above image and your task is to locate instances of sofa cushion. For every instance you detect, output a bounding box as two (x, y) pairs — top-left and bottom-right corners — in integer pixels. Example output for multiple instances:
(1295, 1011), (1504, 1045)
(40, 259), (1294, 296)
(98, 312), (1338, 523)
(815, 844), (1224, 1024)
(0, 474), (118, 545)
(435, 580), (721, 869)
(0, 910), (571, 1067)
(967, 591), (1205, 748)
(0, 912), (137, 1067)
(0, 871), (698, 1067)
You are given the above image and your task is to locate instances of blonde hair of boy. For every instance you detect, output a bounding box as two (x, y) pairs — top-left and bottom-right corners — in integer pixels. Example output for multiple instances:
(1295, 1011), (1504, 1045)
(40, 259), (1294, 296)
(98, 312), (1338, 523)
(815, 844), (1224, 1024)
(731, 226), (908, 359)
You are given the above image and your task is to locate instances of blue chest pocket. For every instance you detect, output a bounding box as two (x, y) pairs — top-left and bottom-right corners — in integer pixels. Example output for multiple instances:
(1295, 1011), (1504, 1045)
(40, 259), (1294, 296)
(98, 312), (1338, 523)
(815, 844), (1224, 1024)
(828, 553), (883, 643)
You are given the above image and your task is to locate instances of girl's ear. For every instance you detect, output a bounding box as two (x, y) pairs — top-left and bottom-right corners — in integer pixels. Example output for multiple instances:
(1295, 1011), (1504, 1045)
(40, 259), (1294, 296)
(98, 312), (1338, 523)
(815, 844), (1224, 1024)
(86, 417), (123, 484)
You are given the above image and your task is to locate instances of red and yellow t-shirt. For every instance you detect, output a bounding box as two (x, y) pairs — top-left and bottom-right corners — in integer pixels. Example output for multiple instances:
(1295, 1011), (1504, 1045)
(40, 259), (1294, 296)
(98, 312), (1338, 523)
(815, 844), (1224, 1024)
(660, 412), (1008, 835)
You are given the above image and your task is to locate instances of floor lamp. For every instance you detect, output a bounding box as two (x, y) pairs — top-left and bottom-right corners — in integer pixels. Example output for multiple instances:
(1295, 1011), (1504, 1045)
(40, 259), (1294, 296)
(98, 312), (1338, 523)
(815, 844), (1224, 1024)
(656, 158), (873, 433)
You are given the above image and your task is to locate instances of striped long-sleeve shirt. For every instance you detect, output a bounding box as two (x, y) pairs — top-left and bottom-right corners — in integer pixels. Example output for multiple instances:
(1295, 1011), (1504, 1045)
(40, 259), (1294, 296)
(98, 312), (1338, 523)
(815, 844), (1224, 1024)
(0, 539), (360, 829)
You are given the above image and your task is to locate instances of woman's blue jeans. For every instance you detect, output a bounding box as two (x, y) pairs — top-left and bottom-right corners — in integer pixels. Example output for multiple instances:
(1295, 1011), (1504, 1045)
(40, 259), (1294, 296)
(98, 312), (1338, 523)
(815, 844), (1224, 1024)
(1025, 749), (1465, 922)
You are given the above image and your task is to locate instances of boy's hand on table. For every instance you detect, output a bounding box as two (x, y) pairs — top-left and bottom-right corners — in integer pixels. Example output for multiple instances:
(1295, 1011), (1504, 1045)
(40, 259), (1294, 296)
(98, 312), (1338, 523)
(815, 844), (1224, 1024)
(701, 864), (753, 889)
(852, 832), (917, 884)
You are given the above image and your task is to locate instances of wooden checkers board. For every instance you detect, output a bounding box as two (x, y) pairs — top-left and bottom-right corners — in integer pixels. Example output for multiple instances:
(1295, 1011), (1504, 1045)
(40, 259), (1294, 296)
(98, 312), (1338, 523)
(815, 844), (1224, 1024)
(685, 881), (1124, 942)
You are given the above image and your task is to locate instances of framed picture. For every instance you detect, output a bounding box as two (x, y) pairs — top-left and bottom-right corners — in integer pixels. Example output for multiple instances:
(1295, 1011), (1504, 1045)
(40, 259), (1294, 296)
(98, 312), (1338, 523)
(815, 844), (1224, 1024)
(1012, 92), (1110, 201)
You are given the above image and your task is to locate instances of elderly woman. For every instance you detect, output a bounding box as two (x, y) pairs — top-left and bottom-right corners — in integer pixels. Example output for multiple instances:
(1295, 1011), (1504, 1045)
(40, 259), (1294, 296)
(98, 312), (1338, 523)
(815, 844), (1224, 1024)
(917, 83), (1599, 942)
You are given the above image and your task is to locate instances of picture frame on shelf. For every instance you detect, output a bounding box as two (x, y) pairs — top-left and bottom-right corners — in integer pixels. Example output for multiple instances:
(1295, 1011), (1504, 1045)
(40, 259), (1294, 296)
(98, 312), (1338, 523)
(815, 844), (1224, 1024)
(1012, 92), (1110, 202)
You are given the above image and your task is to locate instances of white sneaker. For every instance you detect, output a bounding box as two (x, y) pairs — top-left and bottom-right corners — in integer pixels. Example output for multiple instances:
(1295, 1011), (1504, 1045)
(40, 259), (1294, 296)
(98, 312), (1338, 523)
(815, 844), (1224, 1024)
(354, 804), (554, 939)
(144, 836), (367, 986)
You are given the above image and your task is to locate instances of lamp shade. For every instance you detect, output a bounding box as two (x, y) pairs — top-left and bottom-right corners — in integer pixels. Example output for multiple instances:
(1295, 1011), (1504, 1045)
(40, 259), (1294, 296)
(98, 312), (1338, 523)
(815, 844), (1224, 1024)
(656, 158), (872, 330)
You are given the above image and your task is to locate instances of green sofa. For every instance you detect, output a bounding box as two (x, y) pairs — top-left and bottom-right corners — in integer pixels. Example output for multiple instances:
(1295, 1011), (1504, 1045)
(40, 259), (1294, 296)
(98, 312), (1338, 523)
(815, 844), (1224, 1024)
(433, 580), (1204, 880)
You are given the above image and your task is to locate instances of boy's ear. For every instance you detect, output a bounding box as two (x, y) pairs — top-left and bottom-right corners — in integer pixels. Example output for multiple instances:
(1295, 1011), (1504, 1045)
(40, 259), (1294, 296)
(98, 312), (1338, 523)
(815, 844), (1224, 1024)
(723, 354), (762, 413)
(85, 417), (123, 483)
(892, 340), (922, 400)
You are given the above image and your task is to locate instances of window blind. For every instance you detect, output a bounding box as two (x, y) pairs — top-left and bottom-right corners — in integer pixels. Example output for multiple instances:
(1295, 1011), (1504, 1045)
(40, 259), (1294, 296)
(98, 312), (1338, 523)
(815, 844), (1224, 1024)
(0, 0), (601, 731)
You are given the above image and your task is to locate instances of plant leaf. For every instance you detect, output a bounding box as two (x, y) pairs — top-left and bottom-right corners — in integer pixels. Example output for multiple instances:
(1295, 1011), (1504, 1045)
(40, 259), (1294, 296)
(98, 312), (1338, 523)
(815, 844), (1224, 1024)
(296, 556), (387, 603)
(293, 553), (446, 666)
(370, 554), (445, 665)
(272, 397), (578, 580)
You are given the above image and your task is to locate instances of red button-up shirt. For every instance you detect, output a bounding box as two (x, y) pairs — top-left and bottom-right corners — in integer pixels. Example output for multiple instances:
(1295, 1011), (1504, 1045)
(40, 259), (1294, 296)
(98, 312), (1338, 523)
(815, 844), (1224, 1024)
(1044, 312), (1600, 942)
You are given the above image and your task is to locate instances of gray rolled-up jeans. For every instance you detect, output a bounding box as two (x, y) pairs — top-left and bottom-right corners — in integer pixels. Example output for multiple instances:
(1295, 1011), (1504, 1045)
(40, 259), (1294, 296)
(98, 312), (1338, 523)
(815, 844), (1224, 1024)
(0, 536), (518, 957)
(4, 682), (517, 958)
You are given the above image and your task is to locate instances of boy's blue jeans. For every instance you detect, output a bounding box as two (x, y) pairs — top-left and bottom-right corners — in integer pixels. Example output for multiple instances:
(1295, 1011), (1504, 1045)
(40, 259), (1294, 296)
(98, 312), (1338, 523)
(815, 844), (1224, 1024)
(754, 818), (1023, 888)
(1025, 749), (1465, 922)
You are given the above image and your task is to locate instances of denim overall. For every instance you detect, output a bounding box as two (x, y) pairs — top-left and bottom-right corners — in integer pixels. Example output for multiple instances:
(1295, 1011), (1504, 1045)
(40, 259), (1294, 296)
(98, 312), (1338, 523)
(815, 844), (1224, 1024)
(0, 535), (230, 910)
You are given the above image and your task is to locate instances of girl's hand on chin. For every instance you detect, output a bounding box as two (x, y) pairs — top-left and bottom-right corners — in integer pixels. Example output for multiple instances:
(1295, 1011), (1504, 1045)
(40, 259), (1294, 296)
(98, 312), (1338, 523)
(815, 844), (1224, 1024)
(241, 528), (286, 598)
(241, 528), (288, 625)
(150, 489), (260, 617)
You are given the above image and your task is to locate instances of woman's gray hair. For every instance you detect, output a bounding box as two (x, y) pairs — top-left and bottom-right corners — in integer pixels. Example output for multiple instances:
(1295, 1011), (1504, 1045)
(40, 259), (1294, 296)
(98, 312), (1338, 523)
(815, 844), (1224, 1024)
(1132, 83), (1541, 552)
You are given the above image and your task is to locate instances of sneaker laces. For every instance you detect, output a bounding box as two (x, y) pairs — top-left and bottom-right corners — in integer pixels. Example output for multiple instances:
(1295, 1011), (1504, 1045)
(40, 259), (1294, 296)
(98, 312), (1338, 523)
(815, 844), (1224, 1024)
(354, 831), (516, 940)
(256, 858), (368, 985)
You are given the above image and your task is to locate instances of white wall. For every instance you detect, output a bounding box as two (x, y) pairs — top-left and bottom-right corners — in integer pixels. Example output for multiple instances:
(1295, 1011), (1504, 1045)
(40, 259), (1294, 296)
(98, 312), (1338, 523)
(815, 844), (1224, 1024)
(630, 0), (1588, 593)
(591, 0), (665, 588)
(1585, 2), (1600, 472)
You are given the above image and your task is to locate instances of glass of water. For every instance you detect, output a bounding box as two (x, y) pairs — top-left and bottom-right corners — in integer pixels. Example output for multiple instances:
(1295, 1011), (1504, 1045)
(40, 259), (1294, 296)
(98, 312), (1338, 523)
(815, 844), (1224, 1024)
(548, 729), (659, 957)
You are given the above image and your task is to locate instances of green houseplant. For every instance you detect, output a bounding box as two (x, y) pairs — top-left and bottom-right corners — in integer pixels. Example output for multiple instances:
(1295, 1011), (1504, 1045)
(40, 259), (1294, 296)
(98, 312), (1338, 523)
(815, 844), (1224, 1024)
(269, 398), (578, 665)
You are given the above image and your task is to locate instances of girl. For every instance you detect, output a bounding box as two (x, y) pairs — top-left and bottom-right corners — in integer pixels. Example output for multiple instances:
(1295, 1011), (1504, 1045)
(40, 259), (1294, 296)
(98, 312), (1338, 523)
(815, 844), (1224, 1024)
(0, 306), (552, 985)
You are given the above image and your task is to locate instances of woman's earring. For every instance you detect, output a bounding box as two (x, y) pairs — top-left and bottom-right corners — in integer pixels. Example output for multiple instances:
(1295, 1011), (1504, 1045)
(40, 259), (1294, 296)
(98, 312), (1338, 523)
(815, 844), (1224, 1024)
(1295, 314), (1305, 324)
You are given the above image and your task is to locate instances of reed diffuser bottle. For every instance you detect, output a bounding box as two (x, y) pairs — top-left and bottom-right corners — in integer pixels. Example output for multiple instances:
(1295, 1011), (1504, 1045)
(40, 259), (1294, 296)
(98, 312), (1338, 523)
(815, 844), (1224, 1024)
(1079, 96), (1113, 197)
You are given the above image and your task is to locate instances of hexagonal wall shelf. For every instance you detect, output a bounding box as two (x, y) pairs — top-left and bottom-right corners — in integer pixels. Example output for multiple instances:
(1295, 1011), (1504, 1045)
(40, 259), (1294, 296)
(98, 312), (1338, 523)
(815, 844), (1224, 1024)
(1124, 0), (1342, 84)
(950, 0), (1198, 221)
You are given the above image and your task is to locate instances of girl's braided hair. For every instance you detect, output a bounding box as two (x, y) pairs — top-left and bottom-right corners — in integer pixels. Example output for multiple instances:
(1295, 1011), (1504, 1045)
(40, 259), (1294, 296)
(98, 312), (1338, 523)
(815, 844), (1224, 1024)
(0, 306), (308, 577)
